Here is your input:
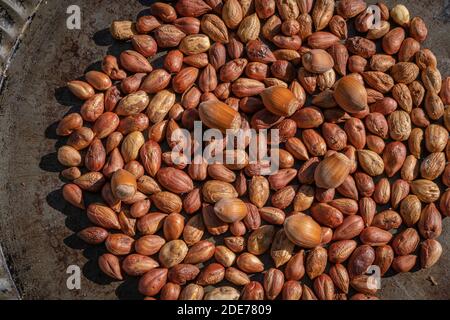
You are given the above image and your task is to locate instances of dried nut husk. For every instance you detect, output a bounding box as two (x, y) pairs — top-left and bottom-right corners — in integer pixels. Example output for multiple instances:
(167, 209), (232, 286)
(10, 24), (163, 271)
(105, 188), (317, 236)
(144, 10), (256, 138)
(345, 36), (376, 58)
(440, 190), (450, 217)
(236, 252), (265, 273)
(222, 0), (243, 29)
(373, 178), (390, 205)
(120, 50), (153, 73)
(370, 54), (396, 72)
(98, 253), (123, 280)
(202, 180), (238, 203)
(420, 152), (446, 181)
(122, 254), (159, 276)
(231, 78), (265, 97)
(159, 240), (188, 268)
(58, 145), (82, 167)
(329, 15), (347, 39)
(204, 286), (240, 300)
(308, 31), (339, 49)
(62, 166), (81, 183)
(284, 214), (322, 248)
(140, 69), (171, 94)
(271, 229), (294, 267)
(87, 203), (120, 230)
(409, 81), (426, 107)
(110, 20), (137, 41)
(306, 246), (327, 279)
(151, 192), (182, 213)
(74, 172), (105, 192)
(237, 14), (260, 43)
(350, 274), (378, 294)
(400, 195), (421, 227)
(179, 34), (210, 55)
(276, 0), (300, 20)
(201, 14), (229, 43)
(357, 150), (384, 176)
(382, 142), (406, 177)
(374, 245), (394, 276)
(67, 80), (95, 100)
(392, 83), (412, 112)
(111, 169), (137, 201)
(336, 0), (366, 18)
(223, 236), (245, 253)
(264, 268), (285, 300)
(311, 203), (344, 228)
(183, 215), (205, 246)
(329, 263), (349, 294)
(408, 128), (423, 159)
(312, 0), (335, 30)
(184, 240), (215, 264)
(249, 176), (270, 208)
(105, 233), (134, 255)
(293, 185), (314, 212)
(74, 125), (100, 152)
(63, 184), (85, 209)
(388, 110), (411, 141)
(440, 77), (450, 105)
(225, 267), (250, 286)
(334, 76), (368, 113)
(361, 71), (394, 93)
(348, 245), (375, 278)
(282, 280), (303, 300)
(367, 21), (390, 40)
(424, 91), (444, 120)
(328, 43), (348, 76)
(147, 90), (176, 123)
(214, 198), (248, 223)
(418, 203), (442, 239)
(92, 113), (119, 139)
(398, 38), (420, 63)
(255, 0), (276, 19)
(314, 153), (351, 189)
(328, 240), (357, 263)
(302, 49), (334, 74)
(420, 239), (442, 269)
(179, 283), (204, 300)
(247, 225), (275, 255)
(382, 27), (405, 55)
(410, 16), (428, 42)
(392, 228), (419, 256)
(390, 4), (410, 27)
(391, 62), (419, 84)
(425, 124), (448, 153)
(410, 179), (440, 203)
(317, 69), (336, 91)
(215, 245), (236, 267)
(260, 86), (300, 117)
(156, 167), (194, 194)
(391, 180), (410, 210)
(121, 131), (145, 163)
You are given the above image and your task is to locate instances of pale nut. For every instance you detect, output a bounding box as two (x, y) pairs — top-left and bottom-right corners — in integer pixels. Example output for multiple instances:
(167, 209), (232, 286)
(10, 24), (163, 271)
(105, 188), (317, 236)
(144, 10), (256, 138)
(284, 214), (322, 248)
(214, 198), (248, 223)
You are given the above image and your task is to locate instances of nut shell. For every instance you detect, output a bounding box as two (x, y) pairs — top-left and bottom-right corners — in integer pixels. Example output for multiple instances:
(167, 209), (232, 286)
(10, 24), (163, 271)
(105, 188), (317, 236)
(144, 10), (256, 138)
(284, 214), (322, 248)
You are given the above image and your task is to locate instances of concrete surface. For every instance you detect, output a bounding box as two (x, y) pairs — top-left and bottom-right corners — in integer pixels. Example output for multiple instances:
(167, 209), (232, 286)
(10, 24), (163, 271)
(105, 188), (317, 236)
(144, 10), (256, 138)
(0, 0), (449, 299)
